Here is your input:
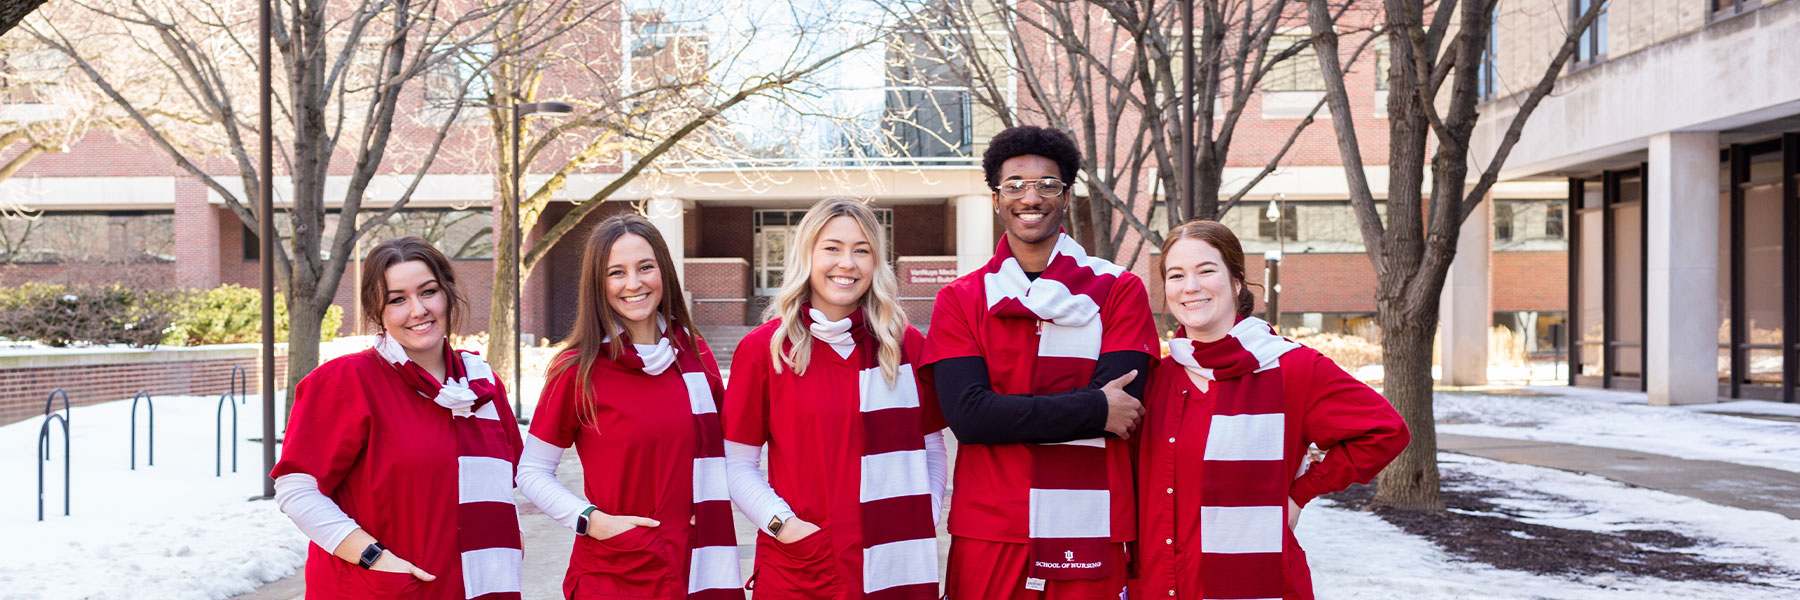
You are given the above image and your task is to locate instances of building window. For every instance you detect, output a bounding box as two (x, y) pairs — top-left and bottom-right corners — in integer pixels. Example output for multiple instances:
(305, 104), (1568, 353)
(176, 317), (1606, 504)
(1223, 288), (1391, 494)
(1712, 0), (1760, 20)
(1571, 0), (1607, 65)
(1478, 5), (1498, 100)
(1373, 39), (1389, 92)
(244, 208), (494, 261)
(1495, 200), (1568, 251)
(1495, 203), (1514, 242)
(0, 211), (174, 264)
(1264, 33), (1325, 92)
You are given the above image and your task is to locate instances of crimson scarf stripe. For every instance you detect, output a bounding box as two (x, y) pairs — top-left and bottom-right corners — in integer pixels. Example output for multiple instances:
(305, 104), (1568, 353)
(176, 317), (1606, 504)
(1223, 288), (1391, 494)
(614, 325), (745, 599)
(802, 306), (939, 598)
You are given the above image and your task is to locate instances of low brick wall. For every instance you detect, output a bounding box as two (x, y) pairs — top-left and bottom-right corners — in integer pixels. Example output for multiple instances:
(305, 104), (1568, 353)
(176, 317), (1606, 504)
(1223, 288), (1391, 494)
(0, 344), (288, 427)
(686, 258), (751, 327)
(897, 256), (959, 330)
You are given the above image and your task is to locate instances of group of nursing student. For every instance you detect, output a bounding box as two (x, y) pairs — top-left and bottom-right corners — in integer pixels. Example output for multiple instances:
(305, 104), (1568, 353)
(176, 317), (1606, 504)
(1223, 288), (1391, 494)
(270, 124), (1411, 600)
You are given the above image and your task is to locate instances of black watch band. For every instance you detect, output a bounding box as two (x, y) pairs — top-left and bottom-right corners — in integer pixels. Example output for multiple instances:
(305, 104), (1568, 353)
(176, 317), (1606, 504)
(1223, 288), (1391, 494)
(576, 506), (598, 536)
(358, 542), (386, 570)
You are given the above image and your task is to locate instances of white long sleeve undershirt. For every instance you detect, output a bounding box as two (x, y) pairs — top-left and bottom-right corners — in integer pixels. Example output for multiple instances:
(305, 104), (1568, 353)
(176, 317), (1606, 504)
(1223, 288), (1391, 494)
(273, 473), (361, 553)
(514, 435), (593, 531)
(923, 430), (948, 525)
(725, 440), (795, 534)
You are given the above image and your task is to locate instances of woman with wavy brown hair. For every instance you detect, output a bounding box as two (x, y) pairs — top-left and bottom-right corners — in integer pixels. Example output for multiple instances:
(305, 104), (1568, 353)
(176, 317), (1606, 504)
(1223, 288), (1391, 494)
(514, 214), (743, 599)
(273, 236), (523, 599)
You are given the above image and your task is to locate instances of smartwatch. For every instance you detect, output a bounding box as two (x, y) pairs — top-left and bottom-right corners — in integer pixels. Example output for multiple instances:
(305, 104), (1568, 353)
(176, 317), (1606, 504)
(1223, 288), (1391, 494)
(766, 515), (785, 537)
(575, 506), (598, 536)
(358, 542), (386, 570)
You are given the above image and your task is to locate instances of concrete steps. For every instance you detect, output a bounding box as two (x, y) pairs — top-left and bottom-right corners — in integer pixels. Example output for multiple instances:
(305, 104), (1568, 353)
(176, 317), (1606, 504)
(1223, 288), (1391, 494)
(698, 324), (760, 372)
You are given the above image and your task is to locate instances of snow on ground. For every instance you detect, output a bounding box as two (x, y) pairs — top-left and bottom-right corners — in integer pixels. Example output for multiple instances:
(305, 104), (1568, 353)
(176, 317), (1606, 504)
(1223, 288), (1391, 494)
(1301, 454), (1800, 599)
(1435, 385), (1800, 474)
(0, 394), (306, 600)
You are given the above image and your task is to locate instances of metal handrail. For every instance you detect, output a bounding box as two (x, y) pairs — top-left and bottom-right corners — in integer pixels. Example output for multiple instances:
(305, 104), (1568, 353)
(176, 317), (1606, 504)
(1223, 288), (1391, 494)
(217, 390), (238, 477)
(38, 390), (71, 521)
(131, 391), (155, 470)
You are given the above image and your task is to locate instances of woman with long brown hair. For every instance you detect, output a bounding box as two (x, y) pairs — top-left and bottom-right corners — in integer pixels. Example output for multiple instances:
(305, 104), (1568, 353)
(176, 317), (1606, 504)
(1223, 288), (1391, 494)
(272, 236), (523, 599)
(514, 214), (744, 599)
(1131, 220), (1409, 600)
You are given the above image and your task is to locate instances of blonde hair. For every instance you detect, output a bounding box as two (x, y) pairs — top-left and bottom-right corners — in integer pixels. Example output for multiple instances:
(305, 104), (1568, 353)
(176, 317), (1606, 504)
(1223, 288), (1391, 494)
(763, 198), (908, 384)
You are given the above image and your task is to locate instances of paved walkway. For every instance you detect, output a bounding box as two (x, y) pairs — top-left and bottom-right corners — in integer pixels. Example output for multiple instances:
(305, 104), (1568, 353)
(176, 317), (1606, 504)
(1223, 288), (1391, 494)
(1438, 433), (1800, 519)
(235, 442), (956, 600)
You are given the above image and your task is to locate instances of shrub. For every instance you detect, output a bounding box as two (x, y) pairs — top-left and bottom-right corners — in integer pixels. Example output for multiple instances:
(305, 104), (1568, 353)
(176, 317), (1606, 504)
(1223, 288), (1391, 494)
(0, 283), (176, 347)
(1288, 327), (1383, 374)
(163, 284), (343, 346)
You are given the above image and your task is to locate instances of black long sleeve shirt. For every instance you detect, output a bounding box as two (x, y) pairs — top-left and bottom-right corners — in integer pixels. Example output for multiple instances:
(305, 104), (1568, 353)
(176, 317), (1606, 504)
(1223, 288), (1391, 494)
(932, 350), (1151, 445)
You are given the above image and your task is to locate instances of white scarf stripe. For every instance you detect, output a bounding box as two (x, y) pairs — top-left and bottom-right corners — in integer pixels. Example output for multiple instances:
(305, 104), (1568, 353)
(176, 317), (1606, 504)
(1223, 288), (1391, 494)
(692, 457), (731, 503)
(687, 545), (742, 591)
(1027, 488), (1112, 538)
(860, 449), (931, 502)
(858, 365), (920, 412)
(1199, 506), (1286, 554)
(1201, 414), (1287, 461)
(461, 547), (523, 597)
(457, 457), (517, 504)
(863, 538), (940, 592)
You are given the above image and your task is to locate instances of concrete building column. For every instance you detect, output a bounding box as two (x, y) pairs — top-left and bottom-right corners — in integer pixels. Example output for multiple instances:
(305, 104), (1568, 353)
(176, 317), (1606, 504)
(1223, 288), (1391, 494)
(954, 194), (993, 275)
(1439, 198), (1491, 385)
(648, 194), (686, 279)
(1646, 131), (1721, 406)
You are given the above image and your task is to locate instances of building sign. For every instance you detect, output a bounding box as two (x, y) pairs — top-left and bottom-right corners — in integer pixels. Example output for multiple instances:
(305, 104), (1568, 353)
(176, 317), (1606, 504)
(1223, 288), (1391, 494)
(906, 267), (959, 285)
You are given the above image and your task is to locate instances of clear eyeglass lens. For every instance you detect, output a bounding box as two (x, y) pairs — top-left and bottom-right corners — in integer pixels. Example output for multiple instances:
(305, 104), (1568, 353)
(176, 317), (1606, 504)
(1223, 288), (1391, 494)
(999, 179), (1066, 198)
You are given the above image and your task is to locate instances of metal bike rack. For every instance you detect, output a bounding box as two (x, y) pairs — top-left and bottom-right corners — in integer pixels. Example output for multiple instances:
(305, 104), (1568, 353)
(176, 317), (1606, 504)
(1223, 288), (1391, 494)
(230, 364), (247, 405)
(217, 388), (238, 477)
(131, 391), (155, 470)
(38, 389), (71, 521)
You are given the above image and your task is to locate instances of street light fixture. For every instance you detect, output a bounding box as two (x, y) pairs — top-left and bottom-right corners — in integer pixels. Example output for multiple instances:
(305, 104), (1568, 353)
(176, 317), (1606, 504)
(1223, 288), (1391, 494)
(508, 100), (573, 421)
(1264, 194), (1286, 330)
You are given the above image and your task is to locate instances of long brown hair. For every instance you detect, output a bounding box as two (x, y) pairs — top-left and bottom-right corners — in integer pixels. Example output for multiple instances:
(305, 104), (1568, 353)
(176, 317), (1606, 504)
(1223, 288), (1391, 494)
(1160, 219), (1259, 318)
(548, 214), (702, 423)
(359, 236), (467, 335)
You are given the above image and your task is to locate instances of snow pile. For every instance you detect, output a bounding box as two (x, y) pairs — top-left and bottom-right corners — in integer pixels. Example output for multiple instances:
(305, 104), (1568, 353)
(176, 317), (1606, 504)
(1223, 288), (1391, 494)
(1301, 454), (1800, 599)
(0, 394), (306, 599)
(1435, 386), (1800, 473)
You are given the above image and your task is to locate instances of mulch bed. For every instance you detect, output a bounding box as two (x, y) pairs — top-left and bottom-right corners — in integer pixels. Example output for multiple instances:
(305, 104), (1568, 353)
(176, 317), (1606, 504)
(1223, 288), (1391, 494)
(1321, 470), (1790, 585)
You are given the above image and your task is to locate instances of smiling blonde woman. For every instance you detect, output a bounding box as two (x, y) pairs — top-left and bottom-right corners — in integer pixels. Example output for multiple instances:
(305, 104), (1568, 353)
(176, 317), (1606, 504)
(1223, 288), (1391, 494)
(723, 198), (948, 599)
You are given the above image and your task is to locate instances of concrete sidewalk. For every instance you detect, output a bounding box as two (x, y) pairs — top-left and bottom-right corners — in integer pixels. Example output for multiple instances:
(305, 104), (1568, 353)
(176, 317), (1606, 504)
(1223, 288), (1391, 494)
(1438, 433), (1800, 519)
(235, 441), (956, 600)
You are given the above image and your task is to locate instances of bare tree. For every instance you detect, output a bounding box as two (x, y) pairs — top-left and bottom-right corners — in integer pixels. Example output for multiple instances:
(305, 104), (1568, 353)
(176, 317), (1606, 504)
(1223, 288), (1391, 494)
(0, 1), (49, 37)
(883, 0), (1377, 265)
(1305, 0), (1607, 509)
(25, 0), (554, 408)
(474, 0), (877, 374)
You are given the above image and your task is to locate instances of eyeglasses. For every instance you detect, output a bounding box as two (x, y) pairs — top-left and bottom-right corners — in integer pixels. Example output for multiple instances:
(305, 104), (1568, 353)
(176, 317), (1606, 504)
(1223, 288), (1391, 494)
(995, 178), (1067, 199)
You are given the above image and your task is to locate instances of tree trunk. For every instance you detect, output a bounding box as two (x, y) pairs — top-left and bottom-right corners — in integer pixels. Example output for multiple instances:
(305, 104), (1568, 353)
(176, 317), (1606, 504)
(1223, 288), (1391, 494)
(1372, 305), (1444, 511)
(285, 293), (325, 415)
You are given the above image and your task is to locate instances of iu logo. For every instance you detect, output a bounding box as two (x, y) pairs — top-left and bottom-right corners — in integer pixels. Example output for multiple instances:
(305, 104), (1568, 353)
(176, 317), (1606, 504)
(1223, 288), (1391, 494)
(1064, 550), (1075, 562)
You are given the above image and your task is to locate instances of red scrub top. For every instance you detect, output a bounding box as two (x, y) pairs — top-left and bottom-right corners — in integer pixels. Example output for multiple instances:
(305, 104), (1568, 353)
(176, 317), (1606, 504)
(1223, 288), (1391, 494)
(530, 341), (726, 599)
(919, 269), (1158, 544)
(1130, 348), (1410, 600)
(273, 349), (523, 600)
(723, 322), (945, 598)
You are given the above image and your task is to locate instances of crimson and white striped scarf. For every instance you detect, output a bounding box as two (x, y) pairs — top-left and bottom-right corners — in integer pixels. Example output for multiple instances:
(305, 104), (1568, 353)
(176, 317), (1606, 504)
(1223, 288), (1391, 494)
(980, 233), (1123, 583)
(802, 306), (938, 599)
(372, 334), (521, 600)
(611, 323), (746, 600)
(1166, 317), (1301, 600)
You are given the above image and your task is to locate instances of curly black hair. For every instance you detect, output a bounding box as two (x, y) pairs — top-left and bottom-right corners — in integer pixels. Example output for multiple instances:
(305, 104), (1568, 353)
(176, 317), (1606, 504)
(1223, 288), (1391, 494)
(981, 125), (1082, 189)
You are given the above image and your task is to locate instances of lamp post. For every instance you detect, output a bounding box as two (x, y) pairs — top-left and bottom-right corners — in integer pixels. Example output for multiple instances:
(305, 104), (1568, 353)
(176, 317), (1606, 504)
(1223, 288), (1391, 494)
(1264, 195), (1286, 330)
(507, 100), (573, 421)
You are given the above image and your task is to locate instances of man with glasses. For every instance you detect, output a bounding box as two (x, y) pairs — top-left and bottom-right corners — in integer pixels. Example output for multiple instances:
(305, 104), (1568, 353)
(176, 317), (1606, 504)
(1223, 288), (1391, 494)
(922, 125), (1157, 598)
